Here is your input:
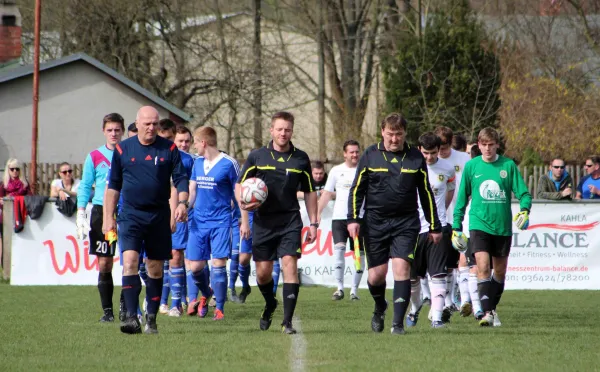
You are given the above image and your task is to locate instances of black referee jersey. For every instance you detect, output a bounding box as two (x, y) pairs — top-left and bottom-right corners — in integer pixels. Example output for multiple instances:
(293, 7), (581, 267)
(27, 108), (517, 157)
(347, 141), (441, 232)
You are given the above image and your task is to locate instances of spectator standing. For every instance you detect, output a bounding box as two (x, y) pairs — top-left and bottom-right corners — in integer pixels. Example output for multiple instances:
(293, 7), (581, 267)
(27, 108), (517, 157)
(50, 162), (80, 201)
(537, 158), (572, 200)
(576, 156), (600, 199)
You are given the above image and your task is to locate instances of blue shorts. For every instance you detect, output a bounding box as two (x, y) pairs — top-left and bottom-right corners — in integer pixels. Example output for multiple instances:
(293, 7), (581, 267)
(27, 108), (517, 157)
(187, 226), (231, 261)
(119, 242), (146, 265)
(172, 221), (188, 250)
(232, 223), (240, 256)
(118, 208), (172, 261)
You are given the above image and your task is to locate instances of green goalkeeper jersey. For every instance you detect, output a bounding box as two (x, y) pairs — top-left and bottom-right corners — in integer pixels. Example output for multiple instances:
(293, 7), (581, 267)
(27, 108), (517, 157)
(453, 155), (532, 236)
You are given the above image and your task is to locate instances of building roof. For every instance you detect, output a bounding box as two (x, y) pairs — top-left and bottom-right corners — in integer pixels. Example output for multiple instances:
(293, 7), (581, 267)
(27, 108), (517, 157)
(0, 52), (191, 121)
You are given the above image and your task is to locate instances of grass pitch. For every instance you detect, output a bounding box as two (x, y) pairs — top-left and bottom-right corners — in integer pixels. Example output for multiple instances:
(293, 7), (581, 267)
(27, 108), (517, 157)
(0, 285), (597, 371)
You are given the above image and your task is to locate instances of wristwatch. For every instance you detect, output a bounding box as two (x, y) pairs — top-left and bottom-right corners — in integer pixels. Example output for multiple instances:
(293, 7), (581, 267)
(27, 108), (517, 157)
(178, 200), (189, 208)
(310, 222), (319, 228)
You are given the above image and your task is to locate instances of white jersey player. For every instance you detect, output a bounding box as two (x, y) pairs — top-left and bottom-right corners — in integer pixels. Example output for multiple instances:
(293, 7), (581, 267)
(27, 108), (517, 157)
(317, 140), (365, 301)
(435, 126), (482, 320)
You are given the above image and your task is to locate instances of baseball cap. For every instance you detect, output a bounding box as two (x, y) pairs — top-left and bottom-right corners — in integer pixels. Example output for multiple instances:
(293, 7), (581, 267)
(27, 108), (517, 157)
(127, 123), (137, 133)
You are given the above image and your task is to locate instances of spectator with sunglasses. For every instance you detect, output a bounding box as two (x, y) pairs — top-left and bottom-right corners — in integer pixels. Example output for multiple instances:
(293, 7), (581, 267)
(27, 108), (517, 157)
(576, 156), (600, 199)
(537, 157), (573, 200)
(51, 162), (80, 201)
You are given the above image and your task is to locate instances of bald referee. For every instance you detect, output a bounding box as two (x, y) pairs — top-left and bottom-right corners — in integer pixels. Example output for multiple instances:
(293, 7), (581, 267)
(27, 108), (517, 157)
(104, 106), (189, 334)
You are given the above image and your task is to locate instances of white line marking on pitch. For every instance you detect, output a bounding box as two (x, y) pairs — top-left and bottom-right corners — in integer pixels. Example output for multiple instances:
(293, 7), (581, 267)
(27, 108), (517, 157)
(277, 286), (307, 372)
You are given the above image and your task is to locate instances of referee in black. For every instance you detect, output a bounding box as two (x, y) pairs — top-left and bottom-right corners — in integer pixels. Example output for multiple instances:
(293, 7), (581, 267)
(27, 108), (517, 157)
(347, 113), (441, 335)
(104, 106), (189, 335)
(236, 111), (318, 335)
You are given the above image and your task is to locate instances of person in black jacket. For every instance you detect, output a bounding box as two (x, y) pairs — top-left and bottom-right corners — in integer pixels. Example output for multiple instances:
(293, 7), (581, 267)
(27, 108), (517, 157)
(347, 113), (441, 335)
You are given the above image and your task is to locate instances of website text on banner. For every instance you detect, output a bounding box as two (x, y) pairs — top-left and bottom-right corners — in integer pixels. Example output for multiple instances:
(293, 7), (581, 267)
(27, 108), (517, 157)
(298, 202), (599, 290)
(8, 201), (600, 289)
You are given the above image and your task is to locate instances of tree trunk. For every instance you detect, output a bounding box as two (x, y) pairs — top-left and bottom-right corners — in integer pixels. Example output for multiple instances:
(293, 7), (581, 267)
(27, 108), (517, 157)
(318, 0), (326, 160)
(252, 0), (263, 150)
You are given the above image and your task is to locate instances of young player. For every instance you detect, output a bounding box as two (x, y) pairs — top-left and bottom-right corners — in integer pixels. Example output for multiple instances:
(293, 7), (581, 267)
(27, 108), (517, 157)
(76, 113), (124, 322)
(453, 127), (532, 327)
(406, 133), (455, 328)
(316, 140), (364, 301)
(434, 126), (472, 316)
(187, 127), (240, 320)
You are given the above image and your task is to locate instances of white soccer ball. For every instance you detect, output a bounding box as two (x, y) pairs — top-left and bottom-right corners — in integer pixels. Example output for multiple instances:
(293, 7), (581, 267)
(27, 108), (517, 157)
(241, 177), (268, 205)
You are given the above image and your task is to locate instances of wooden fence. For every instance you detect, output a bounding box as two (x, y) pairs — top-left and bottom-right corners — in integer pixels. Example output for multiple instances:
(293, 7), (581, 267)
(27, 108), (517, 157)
(2, 162), (588, 198)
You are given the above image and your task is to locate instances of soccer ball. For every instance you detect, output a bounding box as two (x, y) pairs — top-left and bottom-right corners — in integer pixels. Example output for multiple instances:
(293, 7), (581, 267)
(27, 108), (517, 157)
(241, 177), (268, 205)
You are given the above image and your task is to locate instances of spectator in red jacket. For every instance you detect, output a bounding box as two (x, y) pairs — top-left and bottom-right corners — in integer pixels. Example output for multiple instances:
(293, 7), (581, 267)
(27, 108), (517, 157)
(0, 158), (33, 267)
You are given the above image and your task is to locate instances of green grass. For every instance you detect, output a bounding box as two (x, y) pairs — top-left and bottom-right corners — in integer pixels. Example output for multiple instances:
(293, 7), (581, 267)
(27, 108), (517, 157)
(0, 285), (598, 371)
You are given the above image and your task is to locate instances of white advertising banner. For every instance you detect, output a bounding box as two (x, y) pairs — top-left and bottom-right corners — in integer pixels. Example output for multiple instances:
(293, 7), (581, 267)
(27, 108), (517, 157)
(9, 201), (600, 289)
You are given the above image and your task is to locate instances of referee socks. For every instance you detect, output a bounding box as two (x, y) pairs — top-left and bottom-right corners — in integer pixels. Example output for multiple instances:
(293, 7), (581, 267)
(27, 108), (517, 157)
(258, 279), (277, 308)
(146, 276), (164, 316)
(392, 280), (410, 326)
(367, 281), (387, 313)
(122, 275), (142, 318)
(282, 283), (300, 325)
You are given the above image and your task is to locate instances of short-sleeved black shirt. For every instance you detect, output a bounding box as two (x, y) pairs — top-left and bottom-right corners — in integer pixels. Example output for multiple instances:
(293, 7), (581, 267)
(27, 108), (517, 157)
(238, 141), (314, 218)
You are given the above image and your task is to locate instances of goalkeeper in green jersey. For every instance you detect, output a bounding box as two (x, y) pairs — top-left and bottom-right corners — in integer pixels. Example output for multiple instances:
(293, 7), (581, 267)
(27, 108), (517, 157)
(452, 127), (532, 327)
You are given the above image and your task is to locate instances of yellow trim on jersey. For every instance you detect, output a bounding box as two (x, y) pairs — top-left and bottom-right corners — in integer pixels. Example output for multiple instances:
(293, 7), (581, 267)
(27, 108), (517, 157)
(419, 168), (436, 231)
(257, 166), (276, 170)
(241, 166), (257, 182)
(368, 168), (388, 172)
(303, 171), (314, 192)
(352, 167), (367, 219)
(400, 168), (418, 173)
(286, 168), (302, 173)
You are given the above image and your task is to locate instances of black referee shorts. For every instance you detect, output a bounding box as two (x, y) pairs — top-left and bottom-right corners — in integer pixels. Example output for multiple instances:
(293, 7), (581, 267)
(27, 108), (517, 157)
(363, 213), (420, 268)
(252, 212), (303, 262)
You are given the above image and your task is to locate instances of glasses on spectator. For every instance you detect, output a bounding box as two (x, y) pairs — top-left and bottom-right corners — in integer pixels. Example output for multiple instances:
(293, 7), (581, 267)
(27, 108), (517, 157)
(60, 170), (73, 175)
(9, 167), (20, 172)
(585, 164), (594, 168)
(552, 165), (565, 169)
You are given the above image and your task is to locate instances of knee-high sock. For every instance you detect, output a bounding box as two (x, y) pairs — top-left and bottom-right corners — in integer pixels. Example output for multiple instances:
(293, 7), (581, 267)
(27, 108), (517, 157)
(192, 267), (212, 299)
(212, 266), (227, 312)
(282, 283), (300, 325)
(444, 272), (454, 308)
(351, 256), (365, 295)
(367, 281), (387, 313)
(160, 261), (170, 306)
(272, 260), (281, 294)
(203, 265), (211, 293)
(239, 263), (251, 288)
(477, 277), (495, 313)
(392, 280), (411, 326)
(258, 279), (277, 308)
(420, 276), (431, 300)
(98, 272), (114, 311)
(491, 274), (505, 310)
(122, 274), (142, 318)
(138, 262), (149, 286)
(334, 245), (345, 291)
(229, 251), (239, 289)
(458, 267), (471, 305)
(430, 276), (447, 322)
(409, 280), (422, 314)
(169, 266), (185, 309)
(186, 269), (199, 302)
(146, 276), (163, 316)
(468, 273), (482, 314)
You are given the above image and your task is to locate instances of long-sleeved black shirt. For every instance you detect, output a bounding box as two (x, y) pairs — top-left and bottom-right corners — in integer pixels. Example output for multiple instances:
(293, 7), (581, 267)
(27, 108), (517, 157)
(347, 142), (441, 232)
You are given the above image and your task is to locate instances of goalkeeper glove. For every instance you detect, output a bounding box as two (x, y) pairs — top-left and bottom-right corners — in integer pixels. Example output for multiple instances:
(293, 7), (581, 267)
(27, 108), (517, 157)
(451, 230), (468, 253)
(76, 209), (90, 240)
(513, 209), (530, 230)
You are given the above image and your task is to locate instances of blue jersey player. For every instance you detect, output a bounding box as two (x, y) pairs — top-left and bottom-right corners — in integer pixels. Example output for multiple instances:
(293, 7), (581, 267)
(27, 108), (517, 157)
(105, 106), (189, 335)
(187, 126), (240, 321)
(76, 113), (124, 323)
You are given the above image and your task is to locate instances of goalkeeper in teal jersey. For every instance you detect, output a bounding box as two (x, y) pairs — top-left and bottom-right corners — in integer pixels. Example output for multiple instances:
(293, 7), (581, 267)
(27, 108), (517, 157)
(452, 127), (532, 327)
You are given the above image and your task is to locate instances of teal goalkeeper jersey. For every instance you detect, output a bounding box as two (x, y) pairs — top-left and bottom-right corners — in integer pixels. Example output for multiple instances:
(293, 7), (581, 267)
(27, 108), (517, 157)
(453, 155), (532, 236)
